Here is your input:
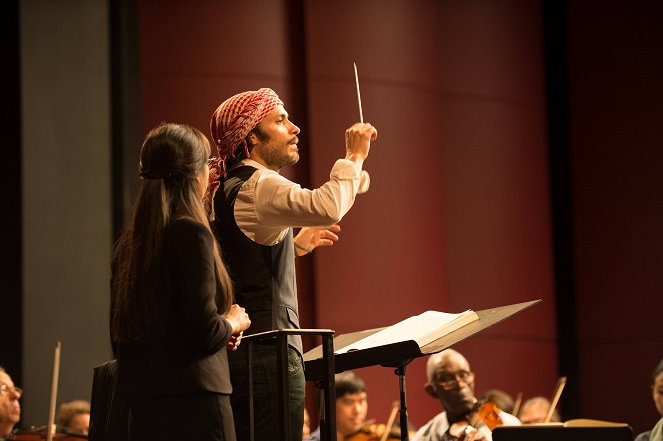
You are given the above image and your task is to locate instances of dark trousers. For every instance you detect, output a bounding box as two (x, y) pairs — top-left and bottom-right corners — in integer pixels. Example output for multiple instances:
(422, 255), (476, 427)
(228, 345), (305, 441)
(128, 393), (236, 441)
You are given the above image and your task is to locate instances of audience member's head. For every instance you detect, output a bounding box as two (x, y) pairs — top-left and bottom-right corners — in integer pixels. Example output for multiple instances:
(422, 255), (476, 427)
(57, 399), (90, 435)
(425, 349), (477, 422)
(480, 389), (515, 415)
(518, 396), (560, 424)
(651, 359), (663, 417)
(0, 367), (21, 438)
(335, 371), (368, 438)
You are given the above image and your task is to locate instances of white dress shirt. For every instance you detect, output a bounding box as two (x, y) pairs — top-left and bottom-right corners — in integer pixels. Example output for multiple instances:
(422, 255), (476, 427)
(232, 158), (363, 245)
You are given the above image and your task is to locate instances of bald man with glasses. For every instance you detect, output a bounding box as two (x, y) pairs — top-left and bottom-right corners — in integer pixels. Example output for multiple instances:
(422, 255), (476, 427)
(412, 349), (520, 441)
(0, 367), (21, 440)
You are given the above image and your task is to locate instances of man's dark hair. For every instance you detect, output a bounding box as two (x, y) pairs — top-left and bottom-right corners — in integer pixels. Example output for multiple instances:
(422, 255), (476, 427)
(335, 371), (365, 398)
(225, 125), (270, 172)
(250, 124), (269, 143)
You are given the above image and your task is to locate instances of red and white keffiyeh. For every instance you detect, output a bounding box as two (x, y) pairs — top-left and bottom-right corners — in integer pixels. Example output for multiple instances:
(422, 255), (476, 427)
(209, 88), (283, 176)
(205, 88), (283, 219)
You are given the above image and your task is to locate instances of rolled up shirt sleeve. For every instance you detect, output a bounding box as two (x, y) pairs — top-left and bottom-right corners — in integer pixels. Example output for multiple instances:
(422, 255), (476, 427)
(234, 159), (362, 244)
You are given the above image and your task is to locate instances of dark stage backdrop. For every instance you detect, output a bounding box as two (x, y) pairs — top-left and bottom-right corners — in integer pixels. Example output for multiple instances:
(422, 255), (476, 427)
(134, 0), (663, 434)
(567, 0), (663, 429)
(9, 0), (661, 433)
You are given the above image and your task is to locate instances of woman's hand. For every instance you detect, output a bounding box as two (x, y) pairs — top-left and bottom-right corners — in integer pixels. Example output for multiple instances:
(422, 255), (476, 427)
(224, 304), (251, 350)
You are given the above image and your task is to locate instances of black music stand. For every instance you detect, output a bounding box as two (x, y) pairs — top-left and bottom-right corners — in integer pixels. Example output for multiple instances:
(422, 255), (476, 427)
(492, 423), (633, 441)
(303, 299), (541, 441)
(241, 329), (336, 441)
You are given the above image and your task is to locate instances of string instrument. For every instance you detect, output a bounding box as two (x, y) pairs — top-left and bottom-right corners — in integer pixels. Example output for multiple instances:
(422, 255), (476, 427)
(448, 399), (504, 441)
(512, 375), (567, 423)
(345, 402), (410, 441)
(545, 376), (566, 423)
(9, 425), (87, 440)
(512, 392), (523, 418)
(10, 343), (87, 440)
(345, 423), (402, 441)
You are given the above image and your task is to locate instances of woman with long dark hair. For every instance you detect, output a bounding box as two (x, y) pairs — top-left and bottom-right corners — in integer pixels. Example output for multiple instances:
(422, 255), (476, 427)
(110, 123), (250, 440)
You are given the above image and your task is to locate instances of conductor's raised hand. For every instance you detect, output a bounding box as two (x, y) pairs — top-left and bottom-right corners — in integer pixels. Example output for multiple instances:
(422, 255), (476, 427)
(345, 123), (378, 166)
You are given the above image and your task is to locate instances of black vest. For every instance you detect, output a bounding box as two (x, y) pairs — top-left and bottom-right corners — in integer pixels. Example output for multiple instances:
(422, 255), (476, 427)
(213, 166), (302, 354)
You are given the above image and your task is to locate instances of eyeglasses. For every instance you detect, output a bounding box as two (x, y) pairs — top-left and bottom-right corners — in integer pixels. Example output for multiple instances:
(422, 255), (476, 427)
(434, 370), (474, 390)
(0, 382), (23, 398)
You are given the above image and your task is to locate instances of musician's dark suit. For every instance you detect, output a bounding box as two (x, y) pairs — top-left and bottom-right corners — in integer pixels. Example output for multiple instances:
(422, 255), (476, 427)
(113, 218), (236, 441)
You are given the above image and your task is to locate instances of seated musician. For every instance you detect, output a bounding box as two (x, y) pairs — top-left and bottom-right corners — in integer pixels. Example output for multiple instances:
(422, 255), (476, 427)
(307, 371), (369, 441)
(635, 359), (663, 441)
(307, 371), (415, 441)
(479, 390), (514, 415)
(0, 367), (21, 441)
(517, 396), (560, 424)
(57, 399), (90, 435)
(413, 349), (520, 441)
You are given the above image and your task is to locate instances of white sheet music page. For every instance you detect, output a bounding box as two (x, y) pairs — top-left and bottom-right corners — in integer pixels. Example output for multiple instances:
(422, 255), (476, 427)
(335, 309), (478, 354)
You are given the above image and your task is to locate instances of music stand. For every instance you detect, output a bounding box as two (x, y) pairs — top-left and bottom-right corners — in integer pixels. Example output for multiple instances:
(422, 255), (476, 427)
(304, 300), (541, 441)
(241, 328), (336, 441)
(492, 424), (633, 441)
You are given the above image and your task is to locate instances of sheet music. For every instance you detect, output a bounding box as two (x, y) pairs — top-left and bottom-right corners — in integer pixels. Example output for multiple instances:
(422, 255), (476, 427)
(335, 310), (477, 354)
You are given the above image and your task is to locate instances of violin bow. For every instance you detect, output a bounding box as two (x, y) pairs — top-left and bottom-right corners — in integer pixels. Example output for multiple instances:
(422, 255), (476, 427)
(379, 401), (400, 441)
(46, 341), (61, 441)
(512, 392), (523, 418)
(545, 376), (566, 423)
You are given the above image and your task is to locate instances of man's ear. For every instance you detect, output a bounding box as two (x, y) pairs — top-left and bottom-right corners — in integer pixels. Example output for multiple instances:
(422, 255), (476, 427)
(425, 383), (437, 399)
(245, 133), (257, 159)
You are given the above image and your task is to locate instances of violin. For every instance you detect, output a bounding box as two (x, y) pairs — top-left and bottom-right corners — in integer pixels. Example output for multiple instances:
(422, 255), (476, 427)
(10, 343), (87, 441)
(8, 425), (87, 440)
(345, 422), (402, 441)
(345, 401), (416, 441)
(448, 400), (504, 441)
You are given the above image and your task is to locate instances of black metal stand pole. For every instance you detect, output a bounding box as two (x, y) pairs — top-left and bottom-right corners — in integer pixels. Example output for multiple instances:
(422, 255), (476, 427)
(319, 333), (336, 441)
(277, 333), (292, 440)
(243, 329), (335, 441)
(248, 342), (254, 441)
(395, 363), (410, 441)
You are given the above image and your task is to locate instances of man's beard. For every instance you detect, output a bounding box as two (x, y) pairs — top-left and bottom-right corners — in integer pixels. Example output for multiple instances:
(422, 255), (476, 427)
(260, 138), (299, 169)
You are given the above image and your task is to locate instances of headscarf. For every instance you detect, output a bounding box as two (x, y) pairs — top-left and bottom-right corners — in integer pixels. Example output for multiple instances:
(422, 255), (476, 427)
(204, 88), (282, 219)
(209, 88), (283, 176)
